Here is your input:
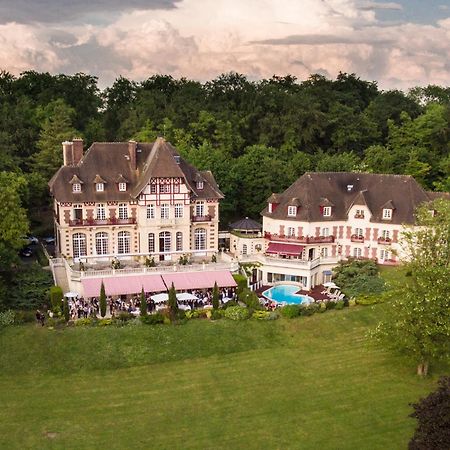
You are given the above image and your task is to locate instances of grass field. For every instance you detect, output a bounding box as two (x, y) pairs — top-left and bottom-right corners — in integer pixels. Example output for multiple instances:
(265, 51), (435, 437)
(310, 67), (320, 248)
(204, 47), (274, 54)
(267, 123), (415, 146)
(1, 300), (447, 450)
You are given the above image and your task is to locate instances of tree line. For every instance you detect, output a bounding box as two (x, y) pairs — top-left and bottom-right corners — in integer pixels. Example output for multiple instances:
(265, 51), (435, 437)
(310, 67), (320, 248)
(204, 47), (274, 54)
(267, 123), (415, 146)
(0, 70), (449, 245)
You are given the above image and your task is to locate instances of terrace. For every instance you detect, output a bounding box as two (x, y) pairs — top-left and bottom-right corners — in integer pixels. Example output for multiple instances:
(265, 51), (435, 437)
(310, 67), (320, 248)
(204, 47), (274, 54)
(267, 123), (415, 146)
(264, 232), (335, 244)
(69, 218), (136, 226)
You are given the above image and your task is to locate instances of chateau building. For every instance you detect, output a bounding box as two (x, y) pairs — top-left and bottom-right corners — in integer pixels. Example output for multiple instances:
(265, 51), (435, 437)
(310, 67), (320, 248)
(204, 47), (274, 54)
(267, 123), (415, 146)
(231, 172), (447, 290)
(49, 137), (223, 263)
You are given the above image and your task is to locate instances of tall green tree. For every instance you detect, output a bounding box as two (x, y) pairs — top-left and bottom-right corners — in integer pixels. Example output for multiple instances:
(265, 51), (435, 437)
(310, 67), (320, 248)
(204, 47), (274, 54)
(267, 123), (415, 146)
(33, 99), (80, 179)
(212, 282), (220, 310)
(372, 199), (450, 376)
(167, 283), (178, 320)
(99, 281), (106, 318)
(140, 287), (147, 317)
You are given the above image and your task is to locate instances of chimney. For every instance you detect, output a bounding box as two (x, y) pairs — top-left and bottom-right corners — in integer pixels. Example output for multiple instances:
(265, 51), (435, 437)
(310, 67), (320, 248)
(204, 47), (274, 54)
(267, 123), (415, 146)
(72, 138), (84, 165)
(62, 141), (73, 166)
(128, 140), (137, 170)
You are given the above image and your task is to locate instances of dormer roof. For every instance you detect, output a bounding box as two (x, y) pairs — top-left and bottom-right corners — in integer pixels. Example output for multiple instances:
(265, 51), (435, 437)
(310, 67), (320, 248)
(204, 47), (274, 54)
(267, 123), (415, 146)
(69, 174), (83, 184)
(93, 174), (106, 184)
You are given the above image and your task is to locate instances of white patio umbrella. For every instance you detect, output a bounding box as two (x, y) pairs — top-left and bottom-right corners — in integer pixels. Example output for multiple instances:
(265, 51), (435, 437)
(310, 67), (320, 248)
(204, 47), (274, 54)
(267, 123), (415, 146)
(323, 282), (338, 288)
(176, 292), (198, 301)
(150, 293), (169, 303)
(64, 292), (79, 298)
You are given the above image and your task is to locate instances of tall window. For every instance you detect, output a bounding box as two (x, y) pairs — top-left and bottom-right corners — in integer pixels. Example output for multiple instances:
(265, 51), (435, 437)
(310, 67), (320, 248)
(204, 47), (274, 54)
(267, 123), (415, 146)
(160, 204), (169, 219)
(353, 247), (362, 258)
(118, 203), (128, 220)
(194, 228), (206, 250)
(148, 233), (155, 253)
(322, 206), (331, 217)
(380, 249), (390, 260)
(287, 206), (297, 217)
(195, 201), (205, 217)
(146, 204), (155, 219)
(321, 247), (328, 257)
(174, 203), (183, 218)
(354, 228), (363, 237)
(173, 184), (180, 194)
(176, 232), (183, 251)
(118, 231), (130, 254)
(322, 227), (329, 237)
(96, 203), (106, 220)
(159, 231), (171, 253)
(150, 184), (157, 194)
(287, 227), (295, 237)
(73, 204), (83, 221)
(382, 208), (392, 220)
(72, 233), (87, 258)
(95, 232), (108, 255)
(382, 230), (390, 239)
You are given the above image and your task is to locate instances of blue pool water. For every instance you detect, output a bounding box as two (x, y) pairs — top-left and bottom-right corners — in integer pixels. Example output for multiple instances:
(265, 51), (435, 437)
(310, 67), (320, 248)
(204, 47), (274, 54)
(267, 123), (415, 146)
(262, 285), (313, 305)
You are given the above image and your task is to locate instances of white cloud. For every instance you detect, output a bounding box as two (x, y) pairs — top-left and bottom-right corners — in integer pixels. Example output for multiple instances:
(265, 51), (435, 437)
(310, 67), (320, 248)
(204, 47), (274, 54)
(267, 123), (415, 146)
(0, 0), (449, 90)
(358, 1), (403, 11)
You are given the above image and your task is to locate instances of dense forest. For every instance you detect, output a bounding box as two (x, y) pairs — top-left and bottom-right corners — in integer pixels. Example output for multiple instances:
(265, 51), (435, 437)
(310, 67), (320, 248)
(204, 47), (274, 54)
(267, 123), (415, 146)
(1, 70), (449, 242)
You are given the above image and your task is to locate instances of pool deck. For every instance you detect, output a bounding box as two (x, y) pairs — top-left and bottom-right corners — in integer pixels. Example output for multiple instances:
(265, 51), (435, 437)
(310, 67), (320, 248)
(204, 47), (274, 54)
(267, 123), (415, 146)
(255, 284), (330, 302)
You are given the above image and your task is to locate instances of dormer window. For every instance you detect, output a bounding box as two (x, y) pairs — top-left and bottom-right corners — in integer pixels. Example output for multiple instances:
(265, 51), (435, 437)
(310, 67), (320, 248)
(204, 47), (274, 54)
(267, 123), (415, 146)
(196, 181), (204, 190)
(268, 203), (273, 213)
(72, 183), (81, 193)
(382, 208), (392, 220)
(118, 182), (127, 192)
(96, 183), (104, 192)
(287, 206), (297, 217)
(323, 206), (332, 217)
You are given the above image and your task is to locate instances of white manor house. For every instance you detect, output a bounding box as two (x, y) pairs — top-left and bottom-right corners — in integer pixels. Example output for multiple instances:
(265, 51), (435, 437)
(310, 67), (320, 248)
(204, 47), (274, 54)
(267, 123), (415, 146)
(228, 172), (448, 290)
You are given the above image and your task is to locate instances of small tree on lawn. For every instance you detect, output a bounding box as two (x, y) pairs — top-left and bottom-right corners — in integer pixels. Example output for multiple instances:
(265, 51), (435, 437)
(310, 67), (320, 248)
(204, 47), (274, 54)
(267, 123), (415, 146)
(49, 286), (63, 315)
(63, 296), (70, 322)
(212, 282), (220, 309)
(140, 287), (147, 317)
(99, 281), (106, 318)
(372, 199), (450, 376)
(168, 283), (178, 320)
(409, 376), (450, 449)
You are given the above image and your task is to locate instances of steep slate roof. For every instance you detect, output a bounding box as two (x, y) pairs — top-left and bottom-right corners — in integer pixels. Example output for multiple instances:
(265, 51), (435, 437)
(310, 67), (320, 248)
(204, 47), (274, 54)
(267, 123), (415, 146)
(49, 138), (223, 203)
(261, 172), (441, 225)
(229, 217), (262, 231)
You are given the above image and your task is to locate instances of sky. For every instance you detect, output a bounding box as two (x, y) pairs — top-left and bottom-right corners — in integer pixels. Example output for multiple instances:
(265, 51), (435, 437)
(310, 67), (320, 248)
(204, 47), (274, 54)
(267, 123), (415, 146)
(0, 0), (449, 90)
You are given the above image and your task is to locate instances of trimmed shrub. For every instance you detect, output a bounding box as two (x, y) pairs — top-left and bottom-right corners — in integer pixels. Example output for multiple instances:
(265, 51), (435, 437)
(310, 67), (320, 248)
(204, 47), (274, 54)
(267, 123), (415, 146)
(280, 305), (301, 318)
(14, 310), (36, 323)
(325, 300), (336, 310)
(99, 281), (106, 318)
(49, 286), (63, 314)
(335, 300), (345, 310)
(348, 298), (357, 307)
(224, 305), (250, 321)
(139, 287), (147, 317)
(141, 313), (165, 325)
(233, 274), (247, 294)
(115, 312), (134, 325)
(318, 302), (327, 313)
(212, 282), (220, 310)
(222, 300), (238, 309)
(74, 318), (93, 326)
(0, 310), (15, 327)
(210, 309), (223, 321)
(307, 303), (320, 314)
(252, 310), (271, 320)
(98, 318), (113, 326)
(239, 288), (263, 311)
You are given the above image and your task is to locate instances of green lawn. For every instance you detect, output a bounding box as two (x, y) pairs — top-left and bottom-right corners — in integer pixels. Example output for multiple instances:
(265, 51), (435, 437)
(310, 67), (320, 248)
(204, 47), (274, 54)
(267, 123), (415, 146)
(0, 305), (446, 449)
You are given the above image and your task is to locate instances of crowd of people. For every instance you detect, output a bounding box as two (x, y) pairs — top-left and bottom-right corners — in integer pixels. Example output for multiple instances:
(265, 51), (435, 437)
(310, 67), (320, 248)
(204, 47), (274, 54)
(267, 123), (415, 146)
(41, 286), (239, 321)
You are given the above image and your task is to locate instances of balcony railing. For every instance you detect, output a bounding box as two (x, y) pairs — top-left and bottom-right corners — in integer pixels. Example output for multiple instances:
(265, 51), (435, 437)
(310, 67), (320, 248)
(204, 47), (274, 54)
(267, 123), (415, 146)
(377, 237), (392, 245)
(350, 234), (364, 243)
(264, 232), (335, 244)
(192, 215), (212, 222)
(68, 218), (136, 227)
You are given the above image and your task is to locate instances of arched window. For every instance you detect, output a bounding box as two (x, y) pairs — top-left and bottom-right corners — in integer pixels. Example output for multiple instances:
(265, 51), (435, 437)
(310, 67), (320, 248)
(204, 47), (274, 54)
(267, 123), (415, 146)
(148, 233), (155, 253)
(176, 232), (183, 251)
(72, 233), (87, 258)
(194, 228), (206, 250)
(118, 231), (131, 254)
(95, 232), (108, 255)
(159, 231), (171, 253)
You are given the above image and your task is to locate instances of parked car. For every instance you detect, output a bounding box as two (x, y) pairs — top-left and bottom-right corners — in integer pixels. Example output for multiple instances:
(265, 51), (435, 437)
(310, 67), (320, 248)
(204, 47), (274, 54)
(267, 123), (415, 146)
(20, 247), (33, 257)
(43, 236), (55, 245)
(21, 236), (39, 245)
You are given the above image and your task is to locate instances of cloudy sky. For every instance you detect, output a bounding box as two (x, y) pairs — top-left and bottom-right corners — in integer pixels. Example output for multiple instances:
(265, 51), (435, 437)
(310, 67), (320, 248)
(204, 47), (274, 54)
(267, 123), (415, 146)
(0, 0), (449, 89)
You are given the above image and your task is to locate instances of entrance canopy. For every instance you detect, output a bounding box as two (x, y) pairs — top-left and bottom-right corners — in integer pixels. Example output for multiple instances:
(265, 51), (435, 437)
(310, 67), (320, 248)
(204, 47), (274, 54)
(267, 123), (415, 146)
(82, 274), (166, 297)
(266, 242), (304, 256)
(162, 271), (237, 290)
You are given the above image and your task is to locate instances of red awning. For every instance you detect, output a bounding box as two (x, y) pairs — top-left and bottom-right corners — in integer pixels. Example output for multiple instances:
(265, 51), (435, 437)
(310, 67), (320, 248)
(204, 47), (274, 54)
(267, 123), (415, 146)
(81, 274), (166, 297)
(162, 271), (237, 291)
(266, 242), (304, 256)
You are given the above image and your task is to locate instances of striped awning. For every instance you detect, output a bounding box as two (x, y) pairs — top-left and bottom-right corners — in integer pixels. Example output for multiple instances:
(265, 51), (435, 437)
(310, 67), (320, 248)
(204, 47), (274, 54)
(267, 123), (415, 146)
(162, 271), (237, 291)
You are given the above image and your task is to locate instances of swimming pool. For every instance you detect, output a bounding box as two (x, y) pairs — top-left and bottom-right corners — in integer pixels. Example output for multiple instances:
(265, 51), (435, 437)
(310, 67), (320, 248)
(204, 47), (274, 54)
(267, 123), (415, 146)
(262, 285), (313, 305)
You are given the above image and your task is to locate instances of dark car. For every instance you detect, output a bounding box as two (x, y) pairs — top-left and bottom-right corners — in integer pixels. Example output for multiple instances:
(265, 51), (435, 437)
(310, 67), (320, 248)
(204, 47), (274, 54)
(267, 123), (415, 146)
(20, 247), (33, 257)
(43, 236), (55, 245)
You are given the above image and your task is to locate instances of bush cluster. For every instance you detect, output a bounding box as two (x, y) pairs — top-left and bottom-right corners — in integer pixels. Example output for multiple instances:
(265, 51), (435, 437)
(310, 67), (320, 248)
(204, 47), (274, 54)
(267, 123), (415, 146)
(224, 306), (250, 321)
(0, 310), (15, 327)
(280, 300), (350, 319)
